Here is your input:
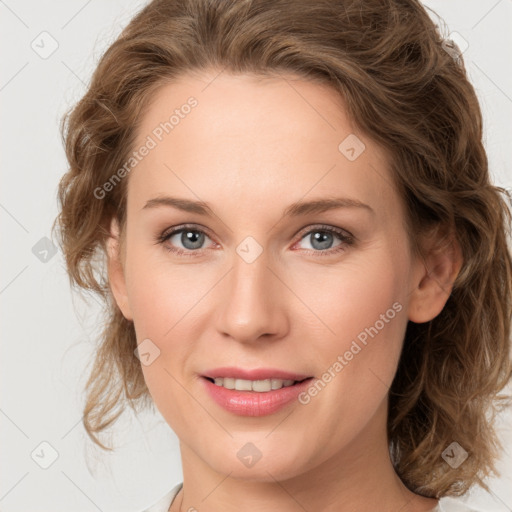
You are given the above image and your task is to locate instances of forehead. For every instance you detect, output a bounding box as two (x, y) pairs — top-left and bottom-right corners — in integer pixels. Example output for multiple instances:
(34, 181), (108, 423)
(128, 71), (399, 221)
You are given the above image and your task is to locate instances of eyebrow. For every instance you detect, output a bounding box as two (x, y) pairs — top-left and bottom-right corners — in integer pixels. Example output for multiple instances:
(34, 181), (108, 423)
(142, 195), (374, 217)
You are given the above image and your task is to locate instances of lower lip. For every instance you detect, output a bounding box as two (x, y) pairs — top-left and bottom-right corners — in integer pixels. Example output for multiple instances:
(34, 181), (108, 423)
(201, 377), (314, 416)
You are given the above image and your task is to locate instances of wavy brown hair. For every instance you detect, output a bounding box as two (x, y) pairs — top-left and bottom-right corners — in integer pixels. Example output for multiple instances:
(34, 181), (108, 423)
(52, 0), (512, 498)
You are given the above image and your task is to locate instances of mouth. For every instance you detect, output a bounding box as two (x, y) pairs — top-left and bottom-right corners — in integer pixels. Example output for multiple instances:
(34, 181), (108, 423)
(201, 375), (316, 416)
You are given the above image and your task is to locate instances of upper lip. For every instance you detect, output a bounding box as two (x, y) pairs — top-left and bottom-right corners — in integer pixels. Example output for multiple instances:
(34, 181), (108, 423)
(202, 367), (312, 381)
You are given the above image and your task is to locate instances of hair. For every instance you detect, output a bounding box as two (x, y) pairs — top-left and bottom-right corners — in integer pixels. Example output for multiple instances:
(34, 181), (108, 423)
(53, 0), (512, 499)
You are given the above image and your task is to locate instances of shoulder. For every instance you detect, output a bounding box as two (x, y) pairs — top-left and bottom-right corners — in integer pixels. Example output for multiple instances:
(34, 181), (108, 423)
(436, 497), (484, 512)
(140, 482), (183, 512)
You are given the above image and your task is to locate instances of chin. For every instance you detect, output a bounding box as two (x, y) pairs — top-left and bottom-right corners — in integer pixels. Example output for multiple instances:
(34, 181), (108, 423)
(201, 439), (311, 482)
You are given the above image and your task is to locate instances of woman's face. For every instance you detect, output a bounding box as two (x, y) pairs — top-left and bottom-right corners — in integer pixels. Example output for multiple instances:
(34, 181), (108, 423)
(109, 70), (428, 481)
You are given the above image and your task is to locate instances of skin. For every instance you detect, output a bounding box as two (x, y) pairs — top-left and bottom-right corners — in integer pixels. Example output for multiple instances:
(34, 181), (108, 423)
(107, 69), (462, 512)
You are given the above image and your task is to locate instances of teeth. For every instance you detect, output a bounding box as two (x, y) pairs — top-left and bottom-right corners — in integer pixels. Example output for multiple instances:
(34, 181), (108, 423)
(212, 377), (297, 392)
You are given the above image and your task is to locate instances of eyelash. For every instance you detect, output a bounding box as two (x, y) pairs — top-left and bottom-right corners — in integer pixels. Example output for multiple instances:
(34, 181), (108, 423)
(155, 223), (355, 258)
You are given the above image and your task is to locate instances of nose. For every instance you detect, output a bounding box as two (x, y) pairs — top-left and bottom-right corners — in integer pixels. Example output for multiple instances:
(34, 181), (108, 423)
(215, 245), (289, 344)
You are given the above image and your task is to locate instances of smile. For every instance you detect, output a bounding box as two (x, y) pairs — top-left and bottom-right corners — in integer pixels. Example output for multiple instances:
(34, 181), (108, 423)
(206, 376), (308, 392)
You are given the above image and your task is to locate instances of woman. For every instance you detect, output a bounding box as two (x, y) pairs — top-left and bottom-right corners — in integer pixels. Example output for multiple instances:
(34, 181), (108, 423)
(53, 0), (512, 511)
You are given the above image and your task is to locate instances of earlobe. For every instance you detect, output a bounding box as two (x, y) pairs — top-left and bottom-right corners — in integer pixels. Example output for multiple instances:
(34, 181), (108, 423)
(407, 231), (463, 324)
(106, 217), (133, 321)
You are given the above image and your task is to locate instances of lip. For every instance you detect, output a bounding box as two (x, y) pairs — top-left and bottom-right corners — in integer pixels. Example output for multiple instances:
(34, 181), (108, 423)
(201, 366), (312, 381)
(201, 375), (315, 417)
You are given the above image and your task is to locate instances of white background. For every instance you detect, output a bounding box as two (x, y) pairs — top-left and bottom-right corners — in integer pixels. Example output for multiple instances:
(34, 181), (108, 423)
(1, 1), (511, 511)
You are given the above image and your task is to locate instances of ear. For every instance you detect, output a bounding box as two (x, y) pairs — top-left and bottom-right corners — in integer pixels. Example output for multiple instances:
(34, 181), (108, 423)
(407, 227), (463, 324)
(106, 217), (133, 321)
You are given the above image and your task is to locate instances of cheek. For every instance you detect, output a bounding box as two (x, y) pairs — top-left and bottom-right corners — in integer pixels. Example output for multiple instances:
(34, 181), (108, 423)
(124, 255), (199, 429)
(123, 244), (197, 338)
(288, 262), (408, 458)
(293, 248), (409, 406)
(291, 248), (408, 349)
(122, 247), (214, 403)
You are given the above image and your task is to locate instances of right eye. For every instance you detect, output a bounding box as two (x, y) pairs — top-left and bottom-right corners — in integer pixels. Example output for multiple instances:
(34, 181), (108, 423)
(156, 224), (217, 256)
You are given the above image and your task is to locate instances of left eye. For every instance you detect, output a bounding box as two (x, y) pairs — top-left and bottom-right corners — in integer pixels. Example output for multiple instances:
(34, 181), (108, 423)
(295, 228), (350, 252)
